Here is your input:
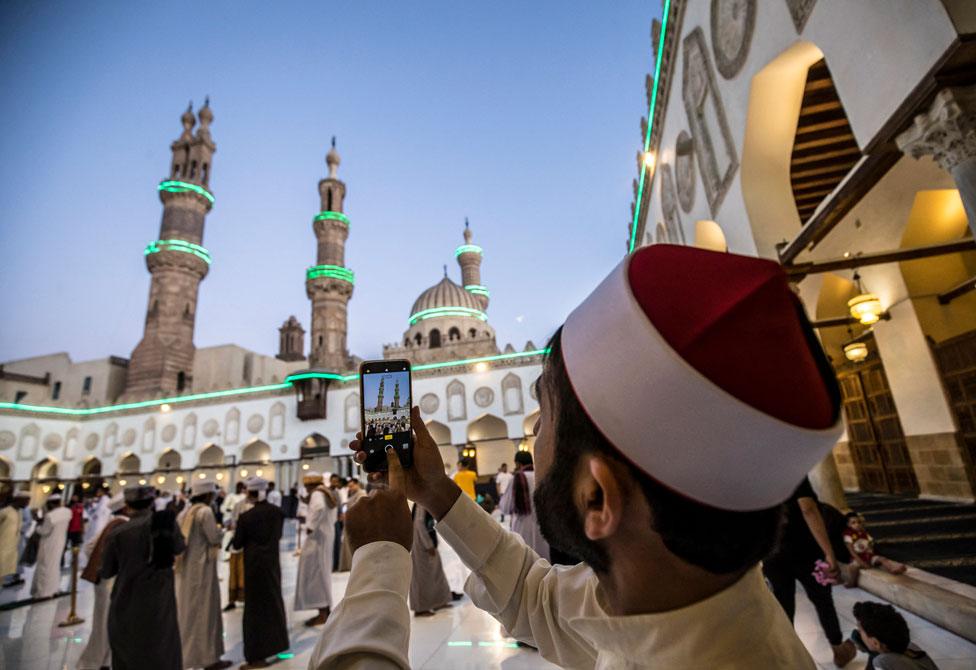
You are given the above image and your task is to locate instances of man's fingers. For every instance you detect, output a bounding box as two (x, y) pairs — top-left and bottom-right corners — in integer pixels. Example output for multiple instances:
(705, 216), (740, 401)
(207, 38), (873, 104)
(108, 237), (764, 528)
(386, 446), (406, 494)
(411, 406), (433, 445)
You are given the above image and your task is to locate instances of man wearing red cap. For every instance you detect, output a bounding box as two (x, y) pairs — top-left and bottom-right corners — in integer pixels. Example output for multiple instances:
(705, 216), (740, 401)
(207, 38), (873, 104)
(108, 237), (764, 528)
(309, 246), (844, 669)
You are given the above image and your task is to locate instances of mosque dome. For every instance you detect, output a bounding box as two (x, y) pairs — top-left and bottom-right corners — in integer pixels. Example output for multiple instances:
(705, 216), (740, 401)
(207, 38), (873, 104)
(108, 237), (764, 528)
(410, 276), (482, 318)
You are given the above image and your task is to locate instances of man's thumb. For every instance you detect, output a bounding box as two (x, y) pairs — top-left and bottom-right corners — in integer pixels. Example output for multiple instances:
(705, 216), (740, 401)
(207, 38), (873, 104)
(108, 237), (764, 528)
(386, 445), (406, 493)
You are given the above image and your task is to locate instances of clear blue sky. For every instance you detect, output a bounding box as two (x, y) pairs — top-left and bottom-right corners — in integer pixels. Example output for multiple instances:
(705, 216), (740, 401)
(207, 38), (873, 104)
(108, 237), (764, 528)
(0, 1), (659, 364)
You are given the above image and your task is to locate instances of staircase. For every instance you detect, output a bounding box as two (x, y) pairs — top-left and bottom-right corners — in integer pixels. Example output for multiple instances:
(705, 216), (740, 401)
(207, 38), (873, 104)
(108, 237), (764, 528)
(846, 492), (976, 587)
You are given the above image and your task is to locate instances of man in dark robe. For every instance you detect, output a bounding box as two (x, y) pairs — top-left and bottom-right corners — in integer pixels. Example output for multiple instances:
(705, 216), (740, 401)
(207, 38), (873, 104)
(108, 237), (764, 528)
(101, 484), (185, 670)
(232, 477), (289, 668)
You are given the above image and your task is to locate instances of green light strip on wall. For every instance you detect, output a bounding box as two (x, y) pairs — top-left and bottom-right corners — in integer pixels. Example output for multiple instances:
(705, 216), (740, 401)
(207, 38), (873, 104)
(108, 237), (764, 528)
(464, 284), (490, 298)
(145, 239), (213, 265)
(0, 382), (291, 417)
(306, 264), (355, 284)
(158, 180), (215, 205)
(408, 306), (488, 326)
(0, 351), (552, 417)
(628, 0), (671, 255)
(455, 244), (483, 258)
(312, 211), (351, 226)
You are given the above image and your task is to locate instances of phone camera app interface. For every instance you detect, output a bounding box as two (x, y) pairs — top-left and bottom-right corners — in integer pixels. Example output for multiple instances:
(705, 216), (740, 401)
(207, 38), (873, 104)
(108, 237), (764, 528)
(362, 370), (411, 454)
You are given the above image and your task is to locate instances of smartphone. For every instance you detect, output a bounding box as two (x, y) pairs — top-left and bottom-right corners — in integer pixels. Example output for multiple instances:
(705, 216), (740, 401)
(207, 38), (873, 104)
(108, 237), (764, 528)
(359, 359), (414, 472)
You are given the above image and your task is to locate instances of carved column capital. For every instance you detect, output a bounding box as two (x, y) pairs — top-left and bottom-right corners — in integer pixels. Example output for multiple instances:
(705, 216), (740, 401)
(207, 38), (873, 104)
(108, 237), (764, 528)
(896, 86), (976, 172)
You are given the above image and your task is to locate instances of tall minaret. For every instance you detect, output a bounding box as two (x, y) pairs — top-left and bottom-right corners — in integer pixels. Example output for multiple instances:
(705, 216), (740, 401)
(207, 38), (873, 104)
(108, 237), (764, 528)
(306, 137), (354, 371)
(125, 100), (216, 397)
(457, 218), (489, 311)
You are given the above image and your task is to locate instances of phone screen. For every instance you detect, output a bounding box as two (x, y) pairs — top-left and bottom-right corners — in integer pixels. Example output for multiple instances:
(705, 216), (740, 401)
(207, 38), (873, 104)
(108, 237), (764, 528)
(359, 360), (413, 472)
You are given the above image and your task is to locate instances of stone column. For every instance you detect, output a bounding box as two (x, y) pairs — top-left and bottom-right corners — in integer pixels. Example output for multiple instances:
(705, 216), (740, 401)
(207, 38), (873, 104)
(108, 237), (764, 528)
(897, 85), (976, 238)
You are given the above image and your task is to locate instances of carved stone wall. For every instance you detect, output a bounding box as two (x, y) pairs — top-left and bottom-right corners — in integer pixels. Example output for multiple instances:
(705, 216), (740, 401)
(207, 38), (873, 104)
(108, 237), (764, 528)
(710, 0), (755, 79)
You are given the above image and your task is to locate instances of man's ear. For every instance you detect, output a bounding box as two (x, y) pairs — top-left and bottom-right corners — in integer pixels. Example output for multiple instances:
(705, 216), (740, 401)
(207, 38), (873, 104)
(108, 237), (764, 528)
(580, 455), (624, 541)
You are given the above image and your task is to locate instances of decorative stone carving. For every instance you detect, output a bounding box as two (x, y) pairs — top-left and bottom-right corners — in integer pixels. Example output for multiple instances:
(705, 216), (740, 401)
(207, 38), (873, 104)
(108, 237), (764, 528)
(785, 0), (817, 33)
(660, 164), (685, 244)
(474, 387), (494, 408)
(247, 413), (264, 434)
(343, 393), (361, 433)
(896, 86), (976, 172)
(682, 28), (739, 217)
(225, 408), (240, 445)
(447, 380), (467, 422)
(655, 222), (669, 244)
(202, 419), (219, 438)
(420, 393), (440, 414)
(181, 413), (197, 450)
(17, 424), (40, 460)
(122, 428), (137, 447)
(43, 433), (62, 451)
(161, 424), (177, 443)
(65, 428), (79, 461)
(710, 0), (755, 79)
(502, 373), (524, 416)
(675, 131), (696, 212)
(142, 418), (156, 453)
(102, 423), (118, 457)
(0, 430), (14, 451)
(85, 433), (99, 451)
(269, 402), (285, 440)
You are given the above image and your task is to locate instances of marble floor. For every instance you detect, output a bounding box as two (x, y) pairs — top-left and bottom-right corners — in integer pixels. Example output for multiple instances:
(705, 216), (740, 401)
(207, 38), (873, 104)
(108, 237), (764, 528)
(2, 520), (975, 669)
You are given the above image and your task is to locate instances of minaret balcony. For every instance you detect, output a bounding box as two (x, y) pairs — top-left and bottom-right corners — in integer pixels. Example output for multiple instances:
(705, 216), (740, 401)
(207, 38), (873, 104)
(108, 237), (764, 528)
(144, 239), (211, 278)
(158, 180), (215, 210)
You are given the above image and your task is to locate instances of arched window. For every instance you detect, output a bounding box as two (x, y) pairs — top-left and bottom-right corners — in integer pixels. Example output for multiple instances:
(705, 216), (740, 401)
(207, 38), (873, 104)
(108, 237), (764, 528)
(177, 371), (186, 392)
(448, 327), (461, 341)
(414, 333), (423, 346)
(429, 329), (442, 348)
(469, 328), (477, 338)
(174, 164), (181, 177)
(404, 338), (411, 347)
(190, 160), (197, 179)
(201, 163), (209, 185)
(327, 190), (333, 211)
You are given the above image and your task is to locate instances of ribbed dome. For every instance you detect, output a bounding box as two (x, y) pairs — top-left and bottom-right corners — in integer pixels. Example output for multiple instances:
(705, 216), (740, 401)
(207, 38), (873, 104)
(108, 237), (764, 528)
(410, 276), (481, 317)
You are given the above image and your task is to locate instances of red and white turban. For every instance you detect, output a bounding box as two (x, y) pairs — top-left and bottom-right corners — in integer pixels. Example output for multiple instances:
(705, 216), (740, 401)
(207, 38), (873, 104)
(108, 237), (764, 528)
(562, 245), (842, 511)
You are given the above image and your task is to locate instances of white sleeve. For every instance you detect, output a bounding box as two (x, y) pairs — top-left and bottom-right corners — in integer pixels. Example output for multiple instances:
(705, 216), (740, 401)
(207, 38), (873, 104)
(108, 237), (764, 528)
(308, 541), (411, 670)
(437, 493), (598, 669)
(307, 490), (325, 529)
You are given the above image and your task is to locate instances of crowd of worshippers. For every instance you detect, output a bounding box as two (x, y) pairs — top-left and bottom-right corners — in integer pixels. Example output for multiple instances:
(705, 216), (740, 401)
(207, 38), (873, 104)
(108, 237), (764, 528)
(364, 416), (410, 438)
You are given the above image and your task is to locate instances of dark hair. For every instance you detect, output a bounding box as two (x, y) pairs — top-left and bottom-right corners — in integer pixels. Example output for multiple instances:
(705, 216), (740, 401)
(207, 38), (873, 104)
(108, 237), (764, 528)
(845, 511), (861, 520)
(128, 498), (153, 511)
(539, 328), (784, 575)
(854, 601), (910, 653)
(514, 451), (533, 467)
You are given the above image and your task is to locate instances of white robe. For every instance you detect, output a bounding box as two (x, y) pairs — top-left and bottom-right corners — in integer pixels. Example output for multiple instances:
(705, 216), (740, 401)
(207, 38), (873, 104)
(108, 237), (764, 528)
(0, 506), (22, 577)
(175, 503), (225, 668)
(77, 576), (115, 669)
(84, 496), (112, 545)
(294, 488), (336, 611)
(30, 506), (72, 599)
(499, 469), (550, 561)
(308, 493), (817, 670)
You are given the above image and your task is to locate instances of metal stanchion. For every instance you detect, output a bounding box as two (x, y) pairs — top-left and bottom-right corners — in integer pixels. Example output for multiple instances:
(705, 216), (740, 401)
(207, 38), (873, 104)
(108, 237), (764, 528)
(58, 545), (85, 627)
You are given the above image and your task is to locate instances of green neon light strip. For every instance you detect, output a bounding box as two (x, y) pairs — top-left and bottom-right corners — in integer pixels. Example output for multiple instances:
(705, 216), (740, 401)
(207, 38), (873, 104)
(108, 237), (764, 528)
(0, 350), (551, 416)
(464, 284), (490, 298)
(313, 211), (351, 226)
(306, 264), (355, 284)
(455, 244), (483, 258)
(145, 239), (213, 265)
(408, 306), (487, 325)
(628, 0), (671, 255)
(158, 180), (215, 205)
(0, 383), (290, 417)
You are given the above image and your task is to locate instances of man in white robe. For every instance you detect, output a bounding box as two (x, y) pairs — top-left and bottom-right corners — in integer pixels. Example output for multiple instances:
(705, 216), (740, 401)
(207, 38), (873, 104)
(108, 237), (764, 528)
(176, 480), (231, 670)
(308, 246), (848, 669)
(83, 487), (112, 547)
(77, 493), (127, 670)
(0, 487), (23, 585)
(30, 493), (72, 599)
(294, 471), (337, 626)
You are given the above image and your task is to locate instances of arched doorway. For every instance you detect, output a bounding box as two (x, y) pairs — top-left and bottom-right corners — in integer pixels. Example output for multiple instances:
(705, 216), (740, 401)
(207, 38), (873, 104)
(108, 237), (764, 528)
(0, 456), (11, 481)
(117, 453), (141, 488)
(80, 456), (104, 496)
(465, 414), (510, 476)
(298, 434), (330, 480)
(426, 421), (455, 477)
(31, 458), (60, 503)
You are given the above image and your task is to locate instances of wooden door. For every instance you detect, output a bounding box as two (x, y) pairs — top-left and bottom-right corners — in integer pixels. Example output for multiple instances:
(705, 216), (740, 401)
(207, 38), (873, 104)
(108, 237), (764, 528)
(835, 336), (919, 495)
(931, 330), (976, 491)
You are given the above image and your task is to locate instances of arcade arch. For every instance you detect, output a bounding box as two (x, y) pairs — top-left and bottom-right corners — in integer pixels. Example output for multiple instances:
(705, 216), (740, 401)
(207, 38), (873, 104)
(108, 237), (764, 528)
(158, 449), (181, 471)
(466, 414), (511, 476)
(426, 420), (455, 477)
(199, 444), (225, 466)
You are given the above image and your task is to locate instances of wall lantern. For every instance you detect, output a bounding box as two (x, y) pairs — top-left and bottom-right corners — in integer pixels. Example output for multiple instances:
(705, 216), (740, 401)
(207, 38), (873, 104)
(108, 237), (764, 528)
(848, 272), (883, 325)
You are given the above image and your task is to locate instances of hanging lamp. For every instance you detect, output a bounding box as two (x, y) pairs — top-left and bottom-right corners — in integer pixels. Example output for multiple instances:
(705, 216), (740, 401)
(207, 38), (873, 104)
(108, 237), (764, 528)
(848, 271), (883, 325)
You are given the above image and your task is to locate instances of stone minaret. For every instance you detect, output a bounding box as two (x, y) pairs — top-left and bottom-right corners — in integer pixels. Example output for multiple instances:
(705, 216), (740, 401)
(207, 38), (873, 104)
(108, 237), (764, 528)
(125, 100), (216, 397)
(393, 379), (400, 410)
(277, 316), (306, 361)
(376, 377), (385, 411)
(457, 219), (489, 311)
(306, 137), (354, 371)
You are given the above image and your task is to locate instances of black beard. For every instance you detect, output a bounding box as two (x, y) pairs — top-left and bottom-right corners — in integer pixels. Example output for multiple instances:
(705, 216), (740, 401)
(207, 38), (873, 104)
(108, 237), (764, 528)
(534, 460), (611, 574)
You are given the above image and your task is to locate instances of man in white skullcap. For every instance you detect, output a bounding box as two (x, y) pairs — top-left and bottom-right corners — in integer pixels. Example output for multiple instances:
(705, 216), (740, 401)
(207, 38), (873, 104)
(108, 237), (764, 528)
(30, 491), (72, 599)
(311, 245), (845, 669)
(232, 477), (289, 668)
(294, 471), (337, 626)
(78, 493), (128, 670)
(175, 480), (231, 670)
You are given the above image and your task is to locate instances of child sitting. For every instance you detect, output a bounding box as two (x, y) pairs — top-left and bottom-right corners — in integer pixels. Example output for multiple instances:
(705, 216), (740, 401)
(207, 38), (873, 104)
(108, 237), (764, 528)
(843, 512), (907, 574)
(851, 601), (939, 669)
